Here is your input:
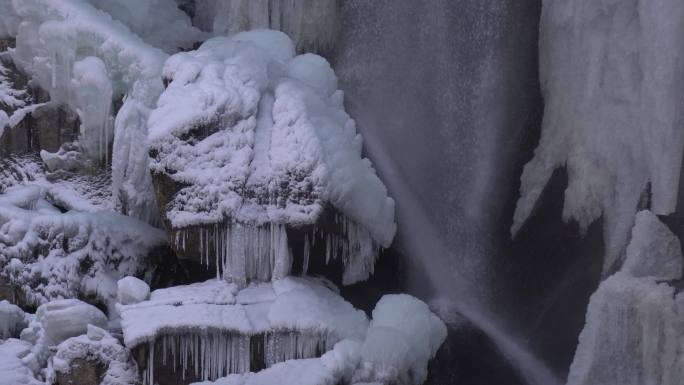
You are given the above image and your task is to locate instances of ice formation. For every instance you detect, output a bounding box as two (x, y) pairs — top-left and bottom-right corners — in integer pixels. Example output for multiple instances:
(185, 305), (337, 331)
(193, 0), (339, 52)
(0, 300), (26, 339)
(118, 277), (368, 384)
(149, 30), (395, 286)
(0, 185), (167, 308)
(48, 327), (139, 385)
(567, 211), (684, 385)
(36, 299), (107, 346)
(513, 0), (684, 271)
(5, 0), (169, 222)
(191, 339), (362, 385)
(623, 211), (683, 281)
(0, 338), (43, 385)
(352, 295), (448, 385)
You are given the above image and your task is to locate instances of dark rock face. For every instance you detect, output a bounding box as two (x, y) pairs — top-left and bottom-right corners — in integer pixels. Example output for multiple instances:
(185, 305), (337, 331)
(54, 358), (107, 385)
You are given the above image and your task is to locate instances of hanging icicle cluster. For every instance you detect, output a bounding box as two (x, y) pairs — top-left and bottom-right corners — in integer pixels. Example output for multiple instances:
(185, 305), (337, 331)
(141, 330), (336, 385)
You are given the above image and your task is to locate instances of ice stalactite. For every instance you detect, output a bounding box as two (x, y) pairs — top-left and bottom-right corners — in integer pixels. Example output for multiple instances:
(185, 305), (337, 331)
(193, 0), (338, 52)
(141, 331), (334, 385)
(174, 223), (292, 287)
(173, 213), (380, 287)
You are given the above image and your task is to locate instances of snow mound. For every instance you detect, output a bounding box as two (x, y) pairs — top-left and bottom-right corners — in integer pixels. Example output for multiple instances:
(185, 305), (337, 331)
(513, 0), (684, 271)
(48, 328), (138, 385)
(352, 294), (447, 385)
(118, 277), (368, 384)
(193, 0), (339, 52)
(0, 300), (26, 339)
(148, 30), (395, 286)
(0, 338), (43, 385)
(36, 299), (107, 346)
(117, 276), (150, 305)
(0, 185), (167, 308)
(623, 211), (683, 281)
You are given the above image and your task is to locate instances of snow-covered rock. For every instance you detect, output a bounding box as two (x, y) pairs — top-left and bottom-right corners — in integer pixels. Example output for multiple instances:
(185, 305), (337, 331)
(148, 30), (395, 287)
(513, 0), (684, 271)
(118, 277), (368, 384)
(49, 328), (139, 385)
(37, 299), (107, 346)
(352, 294), (447, 385)
(0, 186), (167, 308)
(117, 276), (150, 305)
(0, 338), (43, 385)
(0, 300), (26, 339)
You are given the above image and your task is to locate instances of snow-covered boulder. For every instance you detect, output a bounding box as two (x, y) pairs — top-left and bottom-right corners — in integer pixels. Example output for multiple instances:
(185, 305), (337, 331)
(0, 338), (43, 385)
(352, 295), (447, 385)
(117, 276), (150, 305)
(0, 300), (26, 339)
(118, 277), (368, 385)
(148, 30), (396, 287)
(37, 299), (107, 346)
(49, 327), (139, 385)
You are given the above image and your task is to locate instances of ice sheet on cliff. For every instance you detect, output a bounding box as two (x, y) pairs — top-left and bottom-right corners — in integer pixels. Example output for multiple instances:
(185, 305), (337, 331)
(566, 210), (684, 385)
(513, 0), (684, 271)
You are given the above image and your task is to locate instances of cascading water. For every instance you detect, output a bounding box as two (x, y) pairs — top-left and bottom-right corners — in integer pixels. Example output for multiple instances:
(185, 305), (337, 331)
(331, 1), (559, 384)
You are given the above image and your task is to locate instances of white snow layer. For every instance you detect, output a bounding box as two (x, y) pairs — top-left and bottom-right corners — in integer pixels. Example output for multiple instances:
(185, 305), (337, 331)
(352, 294), (448, 385)
(193, 0), (338, 52)
(48, 328), (138, 385)
(7, 0), (169, 222)
(0, 300), (26, 340)
(148, 30), (395, 285)
(567, 211), (684, 385)
(0, 338), (43, 385)
(513, 0), (684, 271)
(0, 185), (167, 308)
(36, 299), (107, 346)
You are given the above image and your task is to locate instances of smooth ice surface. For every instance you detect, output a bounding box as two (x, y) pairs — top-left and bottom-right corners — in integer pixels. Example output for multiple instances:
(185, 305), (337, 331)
(193, 0), (338, 52)
(513, 0), (684, 271)
(116, 276), (150, 305)
(352, 294), (447, 385)
(36, 299), (107, 346)
(623, 211), (683, 281)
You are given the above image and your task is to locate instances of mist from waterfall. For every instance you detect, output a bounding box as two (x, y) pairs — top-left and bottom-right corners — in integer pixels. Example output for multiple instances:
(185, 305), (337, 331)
(332, 1), (556, 384)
